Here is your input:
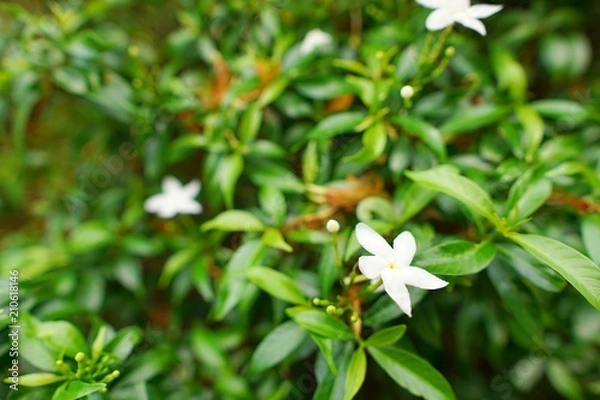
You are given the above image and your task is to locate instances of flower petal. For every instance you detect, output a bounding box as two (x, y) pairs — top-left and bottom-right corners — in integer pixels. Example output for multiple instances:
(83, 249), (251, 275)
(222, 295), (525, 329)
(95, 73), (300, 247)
(415, 0), (447, 9)
(144, 194), (165, 214)
(358, 255), (388, 279)
(392, 231), (417, 268)
(162, 176), (181, 193)
(182, 180), (201, 197)
(381, 269), (413, 317)
(177, 200), (203, 215)
(398, 266), (449, 290)
(425, 8), (455, 31)
(467, 4), (503, 19)
(455, 13), (487, 35)
(355, 223), (394, 261)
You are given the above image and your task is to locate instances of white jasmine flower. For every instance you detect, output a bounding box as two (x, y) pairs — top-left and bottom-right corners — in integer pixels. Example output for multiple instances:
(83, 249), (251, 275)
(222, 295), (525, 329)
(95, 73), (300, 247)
(299, 29), (333, 54)
(355, 223), (448, 317)
(144, 176), (202, 218)
(417, 0), (503, 36)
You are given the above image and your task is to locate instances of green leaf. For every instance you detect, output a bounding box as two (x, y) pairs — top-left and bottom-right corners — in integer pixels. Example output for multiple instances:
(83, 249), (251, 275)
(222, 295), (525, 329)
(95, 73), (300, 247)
(18, 373), (66, 387)
(38, 321), (88, 358)
(306, 111), (368, 140)
(394, 116), (446, 161)
(247, 266), (306, 304)
(406, 165), (500, 223)
(257, 76), (289, 107)
(440, 105), (508, 137)
(415, 240), (496, 275)
(487, 262), (544, 345)
(104, 326), (143, 361)
(313, 342), (354, 400)
(506, 170), (553, 223)
(363, 289), (427, 325)
(159, 247), (198, 287)
(344, 122), (387, 163)
(509, 234), (600, 310)
(311, 334), (338, 375)
(68, 221), (113, 254)
(294, 76), (355, 99)
(212, 240), (266, 320)
(530, 99), (587, 120)
(53, 67), (88, 95)
(491, 47), (527, 101)
(364, 325), (407, 348)
(247, 321), (307, 375)
(259, 186), (287, 226)
(515, 105), (544, 162)
(498, 244), (565, 293)
(582, 214), (600, 265)
(52, 381), (106, 400)
(201, 210), (265, 232)
(398, 184), (437, 225)
(368, 347), (455, 400)
(343, 347), (367, 400)
(246, 160), (305, 193)
(91, 325), (107, 361)
(216, 153), (244, 209)
(288, 310), (354, 341)
(261, 228), (293, 252)
(547, 359), (584, 400)
(302, 140), (319, 183)
(238, 102), (263, 143)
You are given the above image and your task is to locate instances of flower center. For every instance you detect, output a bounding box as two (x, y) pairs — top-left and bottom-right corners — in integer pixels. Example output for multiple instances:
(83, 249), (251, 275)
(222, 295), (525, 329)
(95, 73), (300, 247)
(388, 262), (397, 270)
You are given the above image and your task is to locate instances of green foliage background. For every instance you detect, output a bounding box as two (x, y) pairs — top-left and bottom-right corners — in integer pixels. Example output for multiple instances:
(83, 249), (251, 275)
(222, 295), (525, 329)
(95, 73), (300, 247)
(1, 0), (599, 399)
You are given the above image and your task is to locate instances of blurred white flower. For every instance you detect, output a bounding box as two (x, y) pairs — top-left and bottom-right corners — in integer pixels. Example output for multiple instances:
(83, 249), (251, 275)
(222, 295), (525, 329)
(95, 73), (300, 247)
(355, 223), (448, 317)
(144, 176), (202, 218)
(416, 0), (503, 36)
(299, 29), (333, 54)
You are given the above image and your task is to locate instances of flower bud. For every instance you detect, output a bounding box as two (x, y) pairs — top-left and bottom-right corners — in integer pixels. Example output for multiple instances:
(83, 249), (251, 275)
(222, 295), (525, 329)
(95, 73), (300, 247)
(326, 305), (337, 315)
(326, 219), (340, 233)
(75, 352), (86, 362)
(445, 46), (455, 57)
(400, 85), (415, 99)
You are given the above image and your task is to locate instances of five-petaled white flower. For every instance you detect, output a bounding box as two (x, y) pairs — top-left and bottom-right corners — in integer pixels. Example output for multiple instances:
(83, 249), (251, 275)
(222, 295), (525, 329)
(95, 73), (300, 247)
(299, 29), (333, 54)
(417, 0), (503, 36)
(144, 176), (202, 218)
(355, 223), (448, 317)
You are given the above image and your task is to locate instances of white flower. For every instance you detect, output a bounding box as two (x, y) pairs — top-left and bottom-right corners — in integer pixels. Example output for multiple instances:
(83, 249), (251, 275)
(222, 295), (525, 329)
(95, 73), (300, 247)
(355, 223), (448, 317)
(299, 29), (333, 54)
(144, 176), (202, 218)
(417, 0), (503, 36)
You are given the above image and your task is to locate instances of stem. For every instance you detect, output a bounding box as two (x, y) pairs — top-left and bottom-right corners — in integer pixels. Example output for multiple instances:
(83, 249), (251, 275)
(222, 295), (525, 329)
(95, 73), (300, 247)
(331, 231), (345, 287)
(417, 32), (434, 66)
(428, 25), (453, 64)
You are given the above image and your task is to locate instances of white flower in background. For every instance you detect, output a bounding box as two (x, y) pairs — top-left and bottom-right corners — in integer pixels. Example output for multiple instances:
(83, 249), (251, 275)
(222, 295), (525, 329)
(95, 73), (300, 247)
(355, 223), (448, 317)
(144, 176), (202, 218)
(416, 0), (503, 36)
(299, 29), (333, 54)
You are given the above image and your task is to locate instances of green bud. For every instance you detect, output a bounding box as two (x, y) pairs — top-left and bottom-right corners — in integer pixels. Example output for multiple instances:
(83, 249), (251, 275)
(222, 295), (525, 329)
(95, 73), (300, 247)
(312, 298), (321, 306)
(445, 46), (455, 57)
(326, 305), (336, 315)
(75, 352), (85, 362)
